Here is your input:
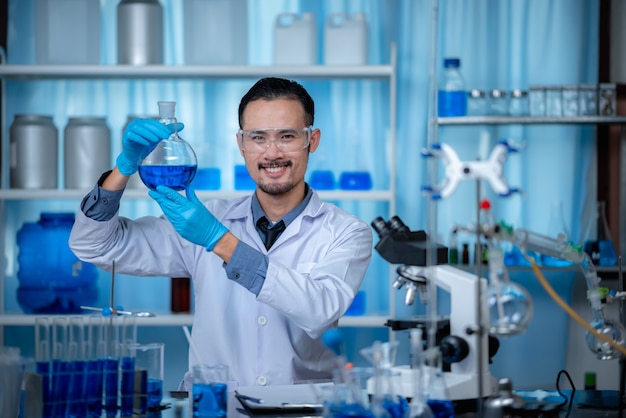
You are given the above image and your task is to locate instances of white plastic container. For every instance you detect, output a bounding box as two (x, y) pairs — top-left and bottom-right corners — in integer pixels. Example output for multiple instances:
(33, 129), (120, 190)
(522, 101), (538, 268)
(34, 0), (101, 64)
(274, 13), (317, 66)
(324, 13), (368, 65)
(183, 0), (248, 65)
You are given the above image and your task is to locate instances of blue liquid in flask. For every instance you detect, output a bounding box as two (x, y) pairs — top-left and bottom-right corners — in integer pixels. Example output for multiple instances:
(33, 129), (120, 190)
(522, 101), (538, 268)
(139, 164), (197, 191)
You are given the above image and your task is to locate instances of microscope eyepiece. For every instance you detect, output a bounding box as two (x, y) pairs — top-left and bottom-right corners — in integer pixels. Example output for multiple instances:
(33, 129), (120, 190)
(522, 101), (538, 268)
(388, 216), (410, 234)
(371, 217), (392, 238)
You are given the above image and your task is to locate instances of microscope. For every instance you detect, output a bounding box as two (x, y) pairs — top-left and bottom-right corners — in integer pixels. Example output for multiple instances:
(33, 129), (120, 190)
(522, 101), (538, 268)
(370, 215), (499, 402)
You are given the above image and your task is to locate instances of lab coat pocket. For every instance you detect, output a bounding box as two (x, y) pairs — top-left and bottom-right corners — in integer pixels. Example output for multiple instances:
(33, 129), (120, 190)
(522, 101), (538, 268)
(296, 261), (315, 275)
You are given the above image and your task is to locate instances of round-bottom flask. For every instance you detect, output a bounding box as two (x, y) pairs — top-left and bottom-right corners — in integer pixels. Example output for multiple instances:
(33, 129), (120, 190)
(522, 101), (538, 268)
(139, 101), (197, 191)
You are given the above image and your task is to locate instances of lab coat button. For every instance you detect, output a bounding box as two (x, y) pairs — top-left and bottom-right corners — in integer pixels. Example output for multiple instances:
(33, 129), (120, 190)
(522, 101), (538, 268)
(257, 316), (267, 326)
(257, 376), (267, 386)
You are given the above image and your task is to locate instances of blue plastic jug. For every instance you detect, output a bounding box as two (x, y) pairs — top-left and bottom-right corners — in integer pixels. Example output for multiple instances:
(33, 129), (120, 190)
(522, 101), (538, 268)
(16, 212), (98, 313)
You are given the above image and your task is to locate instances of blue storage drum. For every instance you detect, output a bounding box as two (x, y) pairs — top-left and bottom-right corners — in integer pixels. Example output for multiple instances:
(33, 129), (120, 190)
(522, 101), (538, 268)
(16, 212), (98, 313)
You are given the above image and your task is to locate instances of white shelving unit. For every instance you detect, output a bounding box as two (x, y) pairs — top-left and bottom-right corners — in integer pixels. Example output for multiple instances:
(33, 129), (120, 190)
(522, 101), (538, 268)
(0, 48), (398, 340)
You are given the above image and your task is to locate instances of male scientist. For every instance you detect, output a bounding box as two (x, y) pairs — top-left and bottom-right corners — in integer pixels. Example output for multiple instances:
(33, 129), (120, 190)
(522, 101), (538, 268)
(69, 77), (373, 390)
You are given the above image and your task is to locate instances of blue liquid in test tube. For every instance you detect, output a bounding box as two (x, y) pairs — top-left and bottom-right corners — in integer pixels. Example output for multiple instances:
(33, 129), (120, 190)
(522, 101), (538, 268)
(51, 359), (70, 417)
(427, 399), (455, 418)
(86, 358), (104, 418)
(67, 360), (87, 418)
(120, 356), (136, 416)
(104, 358), (120, 417)
(36, 361), (52, 418)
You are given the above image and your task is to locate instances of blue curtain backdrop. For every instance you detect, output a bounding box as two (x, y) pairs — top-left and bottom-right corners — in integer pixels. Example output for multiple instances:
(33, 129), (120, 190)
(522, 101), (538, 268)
(5, 0), (599, 389)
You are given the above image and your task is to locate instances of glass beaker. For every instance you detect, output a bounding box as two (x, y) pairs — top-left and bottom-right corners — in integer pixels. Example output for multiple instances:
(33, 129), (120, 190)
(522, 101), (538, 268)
(139, 101), (198, 191)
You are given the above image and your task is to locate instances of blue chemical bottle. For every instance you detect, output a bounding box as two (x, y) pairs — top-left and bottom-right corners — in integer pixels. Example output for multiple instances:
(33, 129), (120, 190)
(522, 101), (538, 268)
(17, 212), (98, 313)
(438, 58), (467, 117)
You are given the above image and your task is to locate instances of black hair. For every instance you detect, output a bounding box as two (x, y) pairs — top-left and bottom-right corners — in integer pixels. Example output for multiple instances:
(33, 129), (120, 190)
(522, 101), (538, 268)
(238, 77), (315, 128)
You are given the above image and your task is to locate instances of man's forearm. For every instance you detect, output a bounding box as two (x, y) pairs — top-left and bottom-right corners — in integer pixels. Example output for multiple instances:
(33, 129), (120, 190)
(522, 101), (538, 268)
(102, 167), (131, 191)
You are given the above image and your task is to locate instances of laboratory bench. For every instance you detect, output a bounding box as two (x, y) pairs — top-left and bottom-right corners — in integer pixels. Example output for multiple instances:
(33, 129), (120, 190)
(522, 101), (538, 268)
(142, 390), (624, 418)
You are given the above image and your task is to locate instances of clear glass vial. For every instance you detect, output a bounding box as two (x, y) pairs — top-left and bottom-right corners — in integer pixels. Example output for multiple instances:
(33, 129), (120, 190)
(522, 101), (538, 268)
(578, 84), (598, 116)
(562, 85), (579, 117)
(545, 86), (563, 117)
(488, 89), (508, 116)
(467, 89), (487, 116)
(139, 101), (198, 191)
(529, 86), (546, 116)
(508, 89), (529, 116)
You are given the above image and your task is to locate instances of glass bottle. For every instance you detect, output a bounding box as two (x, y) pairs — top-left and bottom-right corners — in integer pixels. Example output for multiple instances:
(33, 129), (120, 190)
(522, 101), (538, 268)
(438, 58), (467, 117)
(139, 101), (198, 191)
(461, 243), (469, 265)
(448, 230), (458, 265)
(583, 201), (617, 266)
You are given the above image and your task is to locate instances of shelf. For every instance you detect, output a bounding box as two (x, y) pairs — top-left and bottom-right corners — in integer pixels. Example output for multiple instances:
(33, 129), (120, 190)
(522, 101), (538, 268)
(437, 115), (626, 125)
(0, 189), (394, 201)
(0, 313), (389, 328)
(0, 64), (394, 81)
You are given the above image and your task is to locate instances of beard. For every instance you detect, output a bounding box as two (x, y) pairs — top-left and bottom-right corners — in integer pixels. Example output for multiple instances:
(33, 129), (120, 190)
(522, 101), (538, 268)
(258, 180), (297, 196)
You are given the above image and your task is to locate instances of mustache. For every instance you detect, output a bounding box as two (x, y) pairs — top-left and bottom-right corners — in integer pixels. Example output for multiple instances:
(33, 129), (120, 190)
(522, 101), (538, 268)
(258, 161), (293, 169)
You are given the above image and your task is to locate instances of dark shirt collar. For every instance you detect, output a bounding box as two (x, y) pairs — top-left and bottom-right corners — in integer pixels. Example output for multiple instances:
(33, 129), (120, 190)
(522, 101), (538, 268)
(251, 183), (313, 227)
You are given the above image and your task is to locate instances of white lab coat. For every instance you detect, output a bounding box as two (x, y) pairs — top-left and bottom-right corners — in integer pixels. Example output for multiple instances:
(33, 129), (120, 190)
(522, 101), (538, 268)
(69, 191), (373, 389)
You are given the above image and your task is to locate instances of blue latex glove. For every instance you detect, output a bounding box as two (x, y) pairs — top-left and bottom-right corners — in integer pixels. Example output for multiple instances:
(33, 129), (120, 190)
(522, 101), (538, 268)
(116, 118), (185, 176)
(149, 185), (229, 251)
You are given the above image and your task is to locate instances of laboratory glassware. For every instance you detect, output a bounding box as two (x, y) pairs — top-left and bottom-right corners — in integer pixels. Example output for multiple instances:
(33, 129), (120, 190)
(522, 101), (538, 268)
(139, 101), (198, 191)
(467, 89), (487, 116)
(488, 89), (508, 116)
(484, 247), (533, 336)
(360, 340), (409, 418)
(408, 329), (434, 418)
(583, 201), (617, 266)
(540, 200), (574, 267)
(192, 364), (229, 417)
(599, 83), (617, 116)
(438, 58), (467, 117)
(528, 86), (546, 116)
(545, 86), (563, 117)
(508, 89), (529, 116)
(132, 342), (165, 411)
(562, 86), (579, 117)
(578, 84), (598, 115)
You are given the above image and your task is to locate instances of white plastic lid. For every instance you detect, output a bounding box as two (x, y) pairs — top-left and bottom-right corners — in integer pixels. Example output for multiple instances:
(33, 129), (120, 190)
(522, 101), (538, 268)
(158, 101), (176, 119)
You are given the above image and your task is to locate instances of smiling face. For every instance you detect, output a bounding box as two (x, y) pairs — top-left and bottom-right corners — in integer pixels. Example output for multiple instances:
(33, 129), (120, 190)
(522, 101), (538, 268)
(238, 98), (320, 198)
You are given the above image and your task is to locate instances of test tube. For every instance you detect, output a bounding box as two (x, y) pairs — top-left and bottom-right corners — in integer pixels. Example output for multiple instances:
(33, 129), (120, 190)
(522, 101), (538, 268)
(119, 315), (137, 417)
(86, 315), (104, 418)
(35, 317), (53, 418)
(51, 317), (70, 417)
(103, 316), (121, 417)
(67, 316), (88, 417)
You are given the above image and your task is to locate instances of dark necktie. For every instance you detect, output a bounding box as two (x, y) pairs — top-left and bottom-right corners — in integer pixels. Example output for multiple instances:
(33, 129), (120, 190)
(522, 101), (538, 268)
(257, 217), (286, 250)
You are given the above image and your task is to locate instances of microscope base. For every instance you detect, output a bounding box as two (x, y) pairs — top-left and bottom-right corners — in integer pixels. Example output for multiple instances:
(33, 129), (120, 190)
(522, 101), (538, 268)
(367, 365), (498, 401)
